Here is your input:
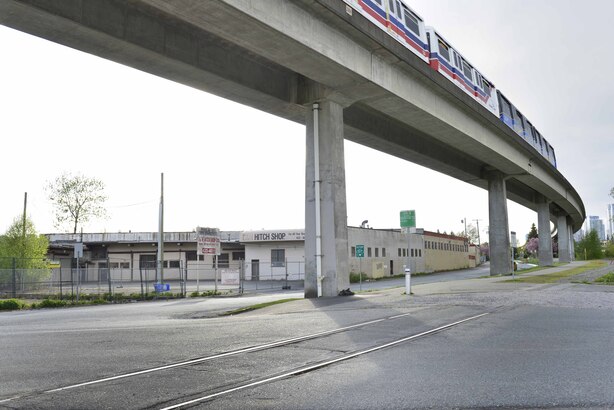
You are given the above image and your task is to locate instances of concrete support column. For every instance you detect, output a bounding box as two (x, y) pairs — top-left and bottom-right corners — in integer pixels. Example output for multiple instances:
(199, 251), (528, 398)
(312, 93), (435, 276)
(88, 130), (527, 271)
(568, 221), (576, 261)
(305, 100), (349, 298)
(537, 196), (554, 266)
(556, 215), (571, 262)
(557, 215), (572, 263)
(487, 170), (511, 275)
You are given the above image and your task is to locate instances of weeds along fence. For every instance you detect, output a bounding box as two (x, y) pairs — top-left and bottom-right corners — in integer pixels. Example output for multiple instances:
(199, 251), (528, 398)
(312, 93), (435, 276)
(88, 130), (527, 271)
(0, 258), (305, 300)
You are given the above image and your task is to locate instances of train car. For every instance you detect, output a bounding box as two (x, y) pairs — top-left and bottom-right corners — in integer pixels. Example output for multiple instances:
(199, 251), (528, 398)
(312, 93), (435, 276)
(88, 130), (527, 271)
(343, 0), (429, 63)
(496, 91), (557, 167)
(425, 27), (475, 99)
(426, 27), (499, 116)
(343, 0), (558, 168)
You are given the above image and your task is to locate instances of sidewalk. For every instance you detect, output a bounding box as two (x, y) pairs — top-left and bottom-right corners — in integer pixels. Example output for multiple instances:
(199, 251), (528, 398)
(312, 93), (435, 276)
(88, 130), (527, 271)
(410, 261), (591, 296)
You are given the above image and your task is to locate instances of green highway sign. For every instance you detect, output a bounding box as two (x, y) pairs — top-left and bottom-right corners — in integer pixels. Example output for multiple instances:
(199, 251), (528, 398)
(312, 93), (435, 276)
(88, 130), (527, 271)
(356, 244), (364, 258)
(400, 210), (416, 228)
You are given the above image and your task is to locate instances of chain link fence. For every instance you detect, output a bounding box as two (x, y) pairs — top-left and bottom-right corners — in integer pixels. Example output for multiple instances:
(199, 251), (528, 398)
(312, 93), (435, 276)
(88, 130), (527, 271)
(0, 257), (304, 300)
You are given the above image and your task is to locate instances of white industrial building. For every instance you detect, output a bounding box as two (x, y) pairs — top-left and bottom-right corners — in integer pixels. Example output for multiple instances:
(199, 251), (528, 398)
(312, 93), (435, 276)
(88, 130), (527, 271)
(46, 226), (478, 283)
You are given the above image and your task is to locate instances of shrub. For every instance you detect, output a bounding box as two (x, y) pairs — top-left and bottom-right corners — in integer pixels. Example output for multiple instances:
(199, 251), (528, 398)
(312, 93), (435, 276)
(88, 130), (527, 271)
(349, 272), (368, 283)
(0, 299), (26, 311)
(37, 299), (68, 309)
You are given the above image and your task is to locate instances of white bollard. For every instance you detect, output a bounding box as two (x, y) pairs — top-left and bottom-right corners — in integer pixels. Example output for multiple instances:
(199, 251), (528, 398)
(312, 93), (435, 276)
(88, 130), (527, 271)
(405, 267), (411, 295)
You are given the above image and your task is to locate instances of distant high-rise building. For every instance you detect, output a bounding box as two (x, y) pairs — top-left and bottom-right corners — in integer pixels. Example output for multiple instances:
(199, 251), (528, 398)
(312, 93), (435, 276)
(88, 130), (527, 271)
(585, 215), (606, 241)
(607, 204), (614, 240)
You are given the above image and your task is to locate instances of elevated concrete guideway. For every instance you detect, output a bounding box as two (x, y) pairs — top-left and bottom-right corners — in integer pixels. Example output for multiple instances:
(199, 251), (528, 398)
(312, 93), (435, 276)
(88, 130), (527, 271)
(1, 0), (585, 295)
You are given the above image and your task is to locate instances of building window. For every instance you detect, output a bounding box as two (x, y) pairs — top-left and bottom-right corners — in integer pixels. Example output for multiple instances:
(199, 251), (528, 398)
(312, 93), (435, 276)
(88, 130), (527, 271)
(120, 262), (130, 269)
(139, 254), (156, 269)
(163, 260), (180, 269)
(382, 248), (386, 257)
(398, 248), (402, 257)
(213, 253), (230, 268)
(418, 249), (422, 257)
(271, 249), (285, 267)
(375, 248), (379, 257)
(368, 247), (372, 257)
(403, 249), (406, 257)
(109, 262), (119, 269)
(411, 249), (414, 258)
(351, 246), (356, 257)
(232, 251), (245, 261)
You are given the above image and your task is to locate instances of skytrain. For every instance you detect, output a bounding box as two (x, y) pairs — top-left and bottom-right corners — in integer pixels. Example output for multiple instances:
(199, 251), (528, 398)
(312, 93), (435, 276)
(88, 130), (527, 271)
(343, 0), (557, 168)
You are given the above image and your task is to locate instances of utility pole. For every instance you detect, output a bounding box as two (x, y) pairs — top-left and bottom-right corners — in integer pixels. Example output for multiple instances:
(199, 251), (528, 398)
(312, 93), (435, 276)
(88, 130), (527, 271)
(21, 192), (27, 259)
(157, 173), (164, 284)
(473, 219), (482, 246)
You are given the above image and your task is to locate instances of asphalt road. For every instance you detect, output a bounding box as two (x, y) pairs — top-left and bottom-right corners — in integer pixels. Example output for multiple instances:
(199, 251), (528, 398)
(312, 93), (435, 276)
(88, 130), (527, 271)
(1, 263), (614, 409)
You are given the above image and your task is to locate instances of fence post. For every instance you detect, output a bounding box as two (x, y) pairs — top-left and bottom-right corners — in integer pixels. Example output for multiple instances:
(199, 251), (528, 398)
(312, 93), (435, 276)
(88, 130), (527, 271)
(59, 266), (63, 299)
(107, 257), (112, 300)
(12, 257), (17, 298)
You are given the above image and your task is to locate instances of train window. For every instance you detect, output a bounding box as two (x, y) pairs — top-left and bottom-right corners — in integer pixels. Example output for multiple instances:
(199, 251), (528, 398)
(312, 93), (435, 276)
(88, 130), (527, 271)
(373, 0), (382, 5)
(462, 60), (472, 81)
(482, 78), (492, 94)
(454, 52), (461, 69)
(438, 39), (450, 61)
(526, 121), (535, 141)
(500, 97), (512, 118)
(388, 0), (395, 15)
(403, 8), (420, 35)
(535, 131), (543, 150)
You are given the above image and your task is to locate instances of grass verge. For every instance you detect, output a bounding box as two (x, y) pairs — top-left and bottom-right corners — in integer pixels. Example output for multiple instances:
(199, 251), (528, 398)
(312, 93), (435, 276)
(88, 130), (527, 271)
(595, 272), (614, 284)
(504, 260), (607, 284)
(220, 298), (300, 316)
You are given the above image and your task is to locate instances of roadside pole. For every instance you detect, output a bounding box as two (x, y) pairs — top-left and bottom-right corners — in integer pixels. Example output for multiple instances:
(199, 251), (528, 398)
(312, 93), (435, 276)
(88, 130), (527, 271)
(400, 210), (416, 296)
(355, 245), (364, 291)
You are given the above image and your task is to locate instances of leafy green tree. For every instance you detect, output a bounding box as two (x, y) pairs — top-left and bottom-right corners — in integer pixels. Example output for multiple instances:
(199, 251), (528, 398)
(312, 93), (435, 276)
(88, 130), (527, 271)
(575, 230), (603, 260)
(47, 172), (108, 233)
(0, 216), (49, 274)
(527, 223), (538, 240)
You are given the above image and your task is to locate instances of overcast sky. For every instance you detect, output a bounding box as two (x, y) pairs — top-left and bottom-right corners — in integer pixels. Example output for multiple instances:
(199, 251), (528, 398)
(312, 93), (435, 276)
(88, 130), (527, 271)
(1, 0), (612, 243)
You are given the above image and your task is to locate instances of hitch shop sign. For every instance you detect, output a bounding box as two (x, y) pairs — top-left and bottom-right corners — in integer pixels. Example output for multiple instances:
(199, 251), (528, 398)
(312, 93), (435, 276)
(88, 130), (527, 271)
(240, 229), (305, 242)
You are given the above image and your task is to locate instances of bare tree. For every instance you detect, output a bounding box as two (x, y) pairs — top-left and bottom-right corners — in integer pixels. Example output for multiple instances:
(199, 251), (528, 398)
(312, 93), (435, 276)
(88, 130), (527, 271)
(47, 172), (108, 233)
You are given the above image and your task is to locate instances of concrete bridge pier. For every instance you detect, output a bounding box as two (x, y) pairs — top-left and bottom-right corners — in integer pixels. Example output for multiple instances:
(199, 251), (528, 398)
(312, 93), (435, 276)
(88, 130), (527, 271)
(487, 170), (512, 275)
(537, 196), (554, 266)
(557, 215), (572, 263)
(304, 99), (350, 298)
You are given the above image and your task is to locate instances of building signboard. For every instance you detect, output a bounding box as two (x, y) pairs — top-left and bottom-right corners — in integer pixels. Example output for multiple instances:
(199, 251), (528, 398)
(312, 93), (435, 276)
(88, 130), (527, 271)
(240, 229), (305, 242)
(221, 269), (240, 286)
(197, 227), (220, 256)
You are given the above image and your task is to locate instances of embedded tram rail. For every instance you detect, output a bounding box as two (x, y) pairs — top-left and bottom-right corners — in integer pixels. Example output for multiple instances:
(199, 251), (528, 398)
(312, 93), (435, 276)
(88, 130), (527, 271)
(2, 309), (490, 409)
